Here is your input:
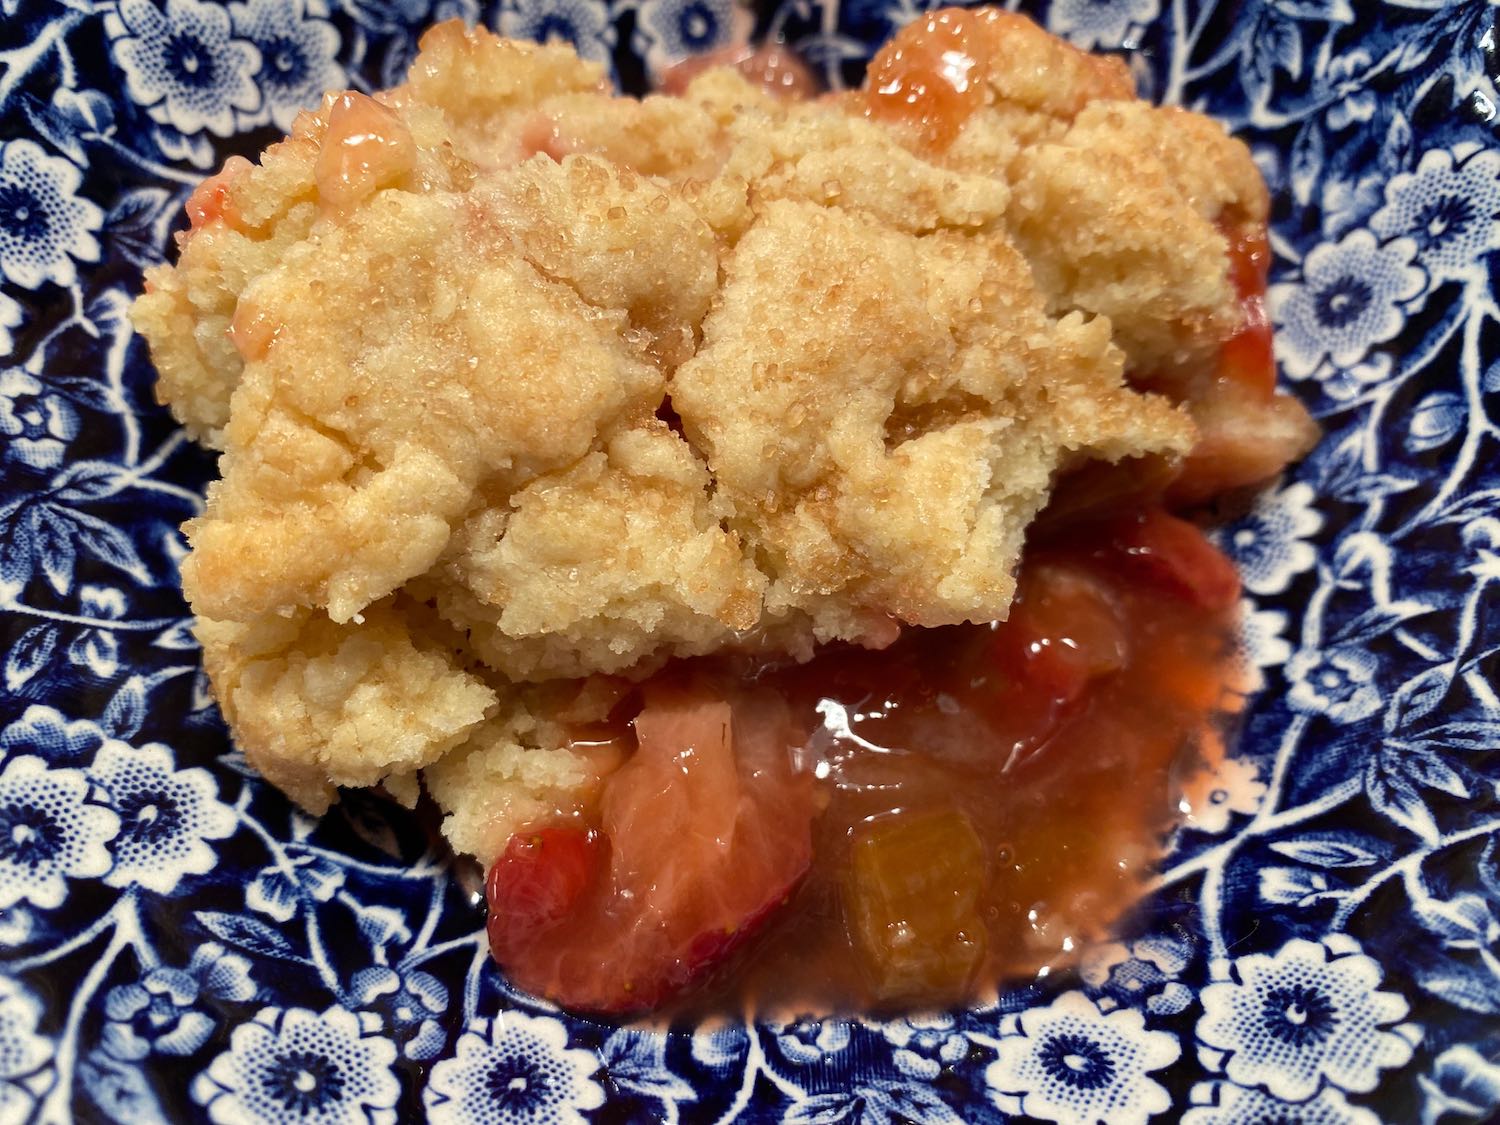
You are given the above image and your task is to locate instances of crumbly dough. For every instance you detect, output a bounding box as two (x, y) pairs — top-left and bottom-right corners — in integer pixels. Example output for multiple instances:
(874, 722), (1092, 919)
(133, 19), (1264, 861)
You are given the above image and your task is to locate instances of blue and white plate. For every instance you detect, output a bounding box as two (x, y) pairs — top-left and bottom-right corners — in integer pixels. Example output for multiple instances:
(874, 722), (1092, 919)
(2, 0), (1498, 1120)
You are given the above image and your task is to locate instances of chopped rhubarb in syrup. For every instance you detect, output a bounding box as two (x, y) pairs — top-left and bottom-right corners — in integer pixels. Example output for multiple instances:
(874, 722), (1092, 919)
(314, 92), (417, 216)
(846, 809), (989, 1002)
(863, 7), (1003, 149)
(486, 508), (1243, 1017)
(185, 155), (252, 231)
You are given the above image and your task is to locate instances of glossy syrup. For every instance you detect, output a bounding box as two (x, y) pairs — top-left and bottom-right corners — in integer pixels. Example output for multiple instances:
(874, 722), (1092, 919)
(646, 514), (1246, 1019)
(313, 91), (417, 216)
(862, 6), (1006, 149)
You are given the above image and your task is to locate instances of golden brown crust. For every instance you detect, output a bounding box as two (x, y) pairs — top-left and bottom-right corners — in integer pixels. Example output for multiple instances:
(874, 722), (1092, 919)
(196, 602), (497, 814)
(1002, 99), (1267, 376)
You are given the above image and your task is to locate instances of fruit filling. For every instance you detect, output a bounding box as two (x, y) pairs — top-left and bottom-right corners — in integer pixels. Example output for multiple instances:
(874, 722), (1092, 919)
(486, 503), (1253, 1016)
(488, 689), (818, 1012)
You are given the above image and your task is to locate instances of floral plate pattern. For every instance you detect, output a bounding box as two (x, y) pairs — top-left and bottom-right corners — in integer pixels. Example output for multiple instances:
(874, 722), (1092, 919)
(0, 0), (1498, 1121)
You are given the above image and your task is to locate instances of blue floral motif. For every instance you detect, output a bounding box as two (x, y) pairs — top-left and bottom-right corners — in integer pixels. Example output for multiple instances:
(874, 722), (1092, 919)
(877, 1013), (969, 1079)
(0, 369), (79, 471)
(634, 0), (746, 76)
(1179, 752), (1267, 835)
(1219, 482), (1323, 597)
(1196, 936), (1419, 1102)
(1183, 1081), (1381, 1125)
(499, 0), (616, 67)
(1229, 602), (1291, 695)
(788, 1079), (964, 1125)
(246, 851), (346, 920)
(1320, 351), (1393, 403)
(1418, 1045), (1500, 1125)
(598, 1027), (697, 1106)
(191, 1005), (400, 1125)
(1324, 50), (1377, 132)
(1464, 518), (1500, 581)
(89, 738), (236, 894)
(1047, 0), (1158, 50)
(0, 904), (32, 944)
(0, 292), (21, 356)
(0, 140), (104, 290)
(0, 976), (53, 1123)
(1081, 936), (1196, 1017)
(0, 705), (107, 766)
(66, 585), (127, 677)
(350, 964), (448, 1060)
(101, 942), (256, 1060)
(690, 1021), (749, 1071)
(0, 755), (119, 910)
(423, 1011), (606, 1124)
(985, 991), (1180, 1125)
(229, 0), (345, 131)
(106, 0), (265, 137)
(77, 1049), (168, 1124)
(773, 1015), (853, 1065)
(1270, 229), (1426, 382)
(1286, 645), (1381, 724)
(25, 87), (119, 169)
(1371, 144), (1500, 289)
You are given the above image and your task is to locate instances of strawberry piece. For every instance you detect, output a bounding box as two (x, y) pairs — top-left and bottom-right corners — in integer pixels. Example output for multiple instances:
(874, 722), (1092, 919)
(1218, 295), (1276, 401)
(1107, 508), (1241, 612)
(980, 565), (1126, 755)
(485, 687), (817, 1014)
(1021, 566), (1127, 672)
(486, 827), (605, 959)
(1224, 222), (1271, 300)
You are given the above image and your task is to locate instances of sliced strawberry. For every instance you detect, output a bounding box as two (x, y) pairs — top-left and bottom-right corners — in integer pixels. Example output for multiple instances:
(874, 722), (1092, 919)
(485, 686), (817, 1014)
(1218, 295), (1276, 401)
(1107, 508), (1241, 612)
(980, 564), (1126, 756)
(486, 827), (606, 959)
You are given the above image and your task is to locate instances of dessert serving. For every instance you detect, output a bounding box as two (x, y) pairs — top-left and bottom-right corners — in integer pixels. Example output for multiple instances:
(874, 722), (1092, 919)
(132, 9), (1318, 1016)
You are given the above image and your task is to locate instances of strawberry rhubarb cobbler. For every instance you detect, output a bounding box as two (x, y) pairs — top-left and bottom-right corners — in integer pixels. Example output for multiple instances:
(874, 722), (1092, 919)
(132, 10), (1318, 1016)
